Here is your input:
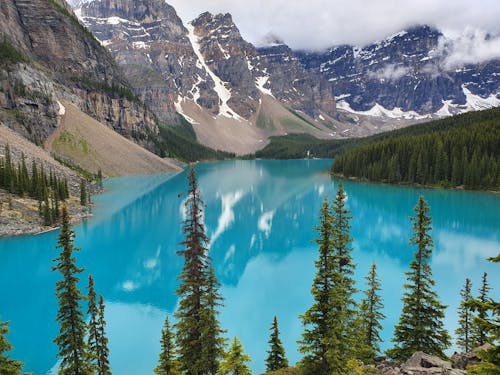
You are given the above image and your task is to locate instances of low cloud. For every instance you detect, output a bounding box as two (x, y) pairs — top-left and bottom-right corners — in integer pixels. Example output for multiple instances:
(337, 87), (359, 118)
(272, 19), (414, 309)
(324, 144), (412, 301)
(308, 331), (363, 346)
(367, 64), (410, 81)
(166, 0), (500, 50)
(437, 28), (500, 70)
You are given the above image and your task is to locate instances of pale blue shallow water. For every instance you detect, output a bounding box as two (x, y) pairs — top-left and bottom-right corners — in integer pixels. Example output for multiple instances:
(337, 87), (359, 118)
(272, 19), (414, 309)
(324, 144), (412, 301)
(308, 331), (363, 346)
(0, 159), (499, 374)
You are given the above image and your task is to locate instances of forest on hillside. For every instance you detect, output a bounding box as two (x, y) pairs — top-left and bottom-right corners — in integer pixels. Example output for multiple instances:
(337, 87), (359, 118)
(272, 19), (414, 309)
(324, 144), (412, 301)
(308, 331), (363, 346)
(331, 108), (500, 190)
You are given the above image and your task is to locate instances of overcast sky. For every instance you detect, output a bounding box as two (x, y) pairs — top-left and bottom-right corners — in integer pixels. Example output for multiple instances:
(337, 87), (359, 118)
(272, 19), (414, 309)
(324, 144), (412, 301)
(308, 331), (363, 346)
(166, 0), (500, 50)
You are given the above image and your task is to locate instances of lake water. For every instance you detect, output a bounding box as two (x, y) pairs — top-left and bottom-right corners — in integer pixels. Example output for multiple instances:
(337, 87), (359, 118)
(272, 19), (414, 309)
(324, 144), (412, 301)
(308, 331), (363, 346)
(0, 159), (499, 374)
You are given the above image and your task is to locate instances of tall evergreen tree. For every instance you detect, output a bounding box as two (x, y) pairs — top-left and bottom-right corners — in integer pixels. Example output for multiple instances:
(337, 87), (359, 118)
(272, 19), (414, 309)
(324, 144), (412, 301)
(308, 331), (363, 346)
(87, 275), (111, 375)
(175, 167), (224, 374)
(298, 197), (335, 374)
(387, 196), (450, 361)
(80, 179), (87, 206)
(155, 316), (179, 375)
(359, 261), (385, 362)
(455, 278), (474, 353)
(52, 205), (91, 374)
(265, 316), (288, 372)
(468, 254), (499, 375)
(329, 181), (361, 368)
(0, 319), (24, 375)
(216, 337), (251, 375)
(201, 261), (226, 374)
(473, 272), (491, 346)
(96, 295), (110, 375)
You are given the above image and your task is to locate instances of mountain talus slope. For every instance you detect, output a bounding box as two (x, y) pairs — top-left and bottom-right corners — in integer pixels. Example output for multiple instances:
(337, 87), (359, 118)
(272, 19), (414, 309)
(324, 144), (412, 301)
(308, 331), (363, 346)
(0, 0), (181, 176)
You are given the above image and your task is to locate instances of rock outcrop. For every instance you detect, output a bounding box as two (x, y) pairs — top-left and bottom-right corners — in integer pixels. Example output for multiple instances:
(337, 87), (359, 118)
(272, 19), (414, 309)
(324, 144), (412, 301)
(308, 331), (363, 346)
(375, 352), (468, 375)
(0, 0), (159, 149)
(77, 0), (336, 124)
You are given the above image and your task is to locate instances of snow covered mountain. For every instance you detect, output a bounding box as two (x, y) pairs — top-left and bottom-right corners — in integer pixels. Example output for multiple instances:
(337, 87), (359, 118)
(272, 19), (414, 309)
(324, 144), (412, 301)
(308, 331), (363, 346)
(296, 25), (500, 119)
(74, 0), (337, 154)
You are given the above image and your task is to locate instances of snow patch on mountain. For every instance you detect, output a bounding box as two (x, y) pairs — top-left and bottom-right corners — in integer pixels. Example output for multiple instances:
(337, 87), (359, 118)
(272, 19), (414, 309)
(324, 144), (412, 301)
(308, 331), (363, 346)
(174, 96), (199, 124)
(255, 76), (274, 97)
(186, 23), (242, 120)
(462, 85), (500, 110)
(336, 100), (431, 120)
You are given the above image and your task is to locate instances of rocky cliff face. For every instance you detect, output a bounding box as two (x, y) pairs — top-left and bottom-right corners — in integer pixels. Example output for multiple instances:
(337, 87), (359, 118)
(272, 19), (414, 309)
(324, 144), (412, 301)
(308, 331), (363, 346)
(0, 0), (158, 148)
(77, 0), (336, 125)
(297, 26), (500, 116)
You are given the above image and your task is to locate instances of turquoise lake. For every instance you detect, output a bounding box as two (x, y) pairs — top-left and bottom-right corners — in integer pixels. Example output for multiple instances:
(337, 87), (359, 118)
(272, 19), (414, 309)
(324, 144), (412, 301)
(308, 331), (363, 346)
(0, 159), (499, 374)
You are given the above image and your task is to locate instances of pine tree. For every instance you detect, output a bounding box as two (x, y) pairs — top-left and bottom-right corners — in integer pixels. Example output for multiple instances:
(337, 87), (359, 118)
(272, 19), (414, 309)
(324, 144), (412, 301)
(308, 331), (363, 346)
(52, 205), (91, 374)
(359, 261), (385, 362)
(96, 296), (110, 375)
(201, 261), (226, 374)
(265, 316), (288, 372)
(80, 179), (87, 206)
(175, 167), (224, 374)
(467, 254), (500, 375)
(329, 181), (360, 368)
(473, 272), (491, 346)
(0, 319), (24, 375)
(155, 317), (179, 375)
(387, 196), (450, 361)
(298, 197), (335, 374)
(455, 278), (474, 353)
(87, 275), (111, 375)
(216, 337), (251, 375)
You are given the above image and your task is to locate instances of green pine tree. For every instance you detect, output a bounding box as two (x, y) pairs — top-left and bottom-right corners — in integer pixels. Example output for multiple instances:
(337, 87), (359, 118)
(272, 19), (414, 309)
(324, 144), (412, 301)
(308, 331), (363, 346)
(473, 272), (491, 346)
(80, 179), (87, 206)
(329, 181), (359, 369)
(52, 205), (91, 374)
(87, 275), (111, 375)
(467, 254), (500, 375)
(155, 316), (179, 375)
(175, 167), (224, 374)
(216, 337), (251, 375)
(359, 261), (385, 362)
(387, 196), (450, 361)
(0, 319), (24, 375)
(96, 295), (111, 375)
(201, 261), (226, 374)
(455, 278), (474, 353)
(298, 197), (336, 374)
(265, 316), (288, 372)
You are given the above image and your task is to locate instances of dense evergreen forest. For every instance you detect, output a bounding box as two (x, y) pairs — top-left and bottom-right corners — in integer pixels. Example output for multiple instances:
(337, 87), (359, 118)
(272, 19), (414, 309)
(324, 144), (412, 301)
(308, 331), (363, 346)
(1, 169), (498, 375)
(0, 144), (73, 225)
(331, 108), (500, 190)
(153, 116), (235, 162)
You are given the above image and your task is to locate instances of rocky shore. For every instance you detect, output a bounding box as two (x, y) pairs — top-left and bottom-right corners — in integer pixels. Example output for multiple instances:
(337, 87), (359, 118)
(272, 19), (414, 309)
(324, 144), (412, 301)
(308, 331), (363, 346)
(0, 191), (92, 237)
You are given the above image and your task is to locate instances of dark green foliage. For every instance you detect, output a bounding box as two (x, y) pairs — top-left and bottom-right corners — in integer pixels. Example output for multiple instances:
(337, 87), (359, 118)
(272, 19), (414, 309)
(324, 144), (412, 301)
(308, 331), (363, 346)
(456, 278), (474, 353)
(216, 337), (251, 375)
(174, 167), (225, 374)
(0, 144), (70, 224)
(387, 196), (450, 361)
(52, 206), (91, 374)
(87, 275), (111, 375)
(359, 262), (385, 362)
(299, 182), (360, 374)
(254, 134), (349, 159)
(266, 316), (289, 372)
(298, 197), (336, 374)
(153, 123), (234, 162)
(332, 108), (500, 190)
(0, 40), (28, 67)
(80, 179), (87, 206)
(467, 255), (500, 375)
(473, 273), (492, 346)
(155, 317), (179, 375)
(0, 319), (24, 374)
